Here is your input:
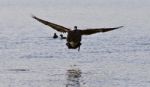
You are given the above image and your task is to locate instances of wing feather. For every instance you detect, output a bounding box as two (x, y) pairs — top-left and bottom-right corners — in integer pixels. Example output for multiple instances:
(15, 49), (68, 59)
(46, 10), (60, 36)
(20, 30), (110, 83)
(80, 26), (123, 35)
(32, 15), (70, 33)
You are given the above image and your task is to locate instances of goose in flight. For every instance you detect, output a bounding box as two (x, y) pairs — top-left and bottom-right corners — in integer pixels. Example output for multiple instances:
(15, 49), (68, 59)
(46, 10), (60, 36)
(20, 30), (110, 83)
(32, 15), (123, 51)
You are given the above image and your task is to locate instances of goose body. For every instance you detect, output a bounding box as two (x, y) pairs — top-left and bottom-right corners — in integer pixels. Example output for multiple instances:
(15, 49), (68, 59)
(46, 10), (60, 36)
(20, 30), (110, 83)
(66, 29), (82, 50)
(32, 15), (123, 51)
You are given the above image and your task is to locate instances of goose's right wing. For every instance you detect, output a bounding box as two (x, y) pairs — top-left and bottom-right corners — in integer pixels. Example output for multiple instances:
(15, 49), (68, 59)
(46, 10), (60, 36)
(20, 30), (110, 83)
(80, 26), (123, 35)
(32, 15), (70, 33)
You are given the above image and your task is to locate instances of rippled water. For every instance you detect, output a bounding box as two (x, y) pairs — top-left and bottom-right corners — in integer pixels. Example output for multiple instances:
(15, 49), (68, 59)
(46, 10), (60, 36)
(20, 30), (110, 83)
(0, 0), (150, 87)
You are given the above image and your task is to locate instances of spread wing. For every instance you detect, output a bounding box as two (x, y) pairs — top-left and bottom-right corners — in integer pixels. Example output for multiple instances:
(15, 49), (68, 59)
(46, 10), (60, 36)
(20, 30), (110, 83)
(80, 26), (123, 35)
(32, 15), (70, 33)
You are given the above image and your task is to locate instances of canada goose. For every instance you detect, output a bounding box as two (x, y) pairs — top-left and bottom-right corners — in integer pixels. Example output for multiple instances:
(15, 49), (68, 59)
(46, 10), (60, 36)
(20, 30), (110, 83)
(53, 33), (58, 39)
(32, 15), (123, 51)
(60, 34), (66, 39)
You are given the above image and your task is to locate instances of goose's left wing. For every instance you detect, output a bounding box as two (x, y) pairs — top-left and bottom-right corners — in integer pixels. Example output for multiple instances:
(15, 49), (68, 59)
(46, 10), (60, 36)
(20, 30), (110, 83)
(32, 15), (70, 33)
(80, 26), (123, 35)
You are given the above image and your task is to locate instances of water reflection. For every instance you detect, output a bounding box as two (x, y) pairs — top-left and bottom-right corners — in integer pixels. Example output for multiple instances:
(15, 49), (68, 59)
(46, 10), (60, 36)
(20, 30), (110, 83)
(66, 66), (82, 87)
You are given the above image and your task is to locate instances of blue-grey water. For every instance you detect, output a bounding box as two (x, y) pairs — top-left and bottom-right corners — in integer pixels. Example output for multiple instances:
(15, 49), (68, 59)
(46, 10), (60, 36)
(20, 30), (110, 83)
(0, 0), (150, 87)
